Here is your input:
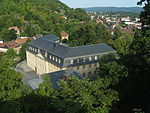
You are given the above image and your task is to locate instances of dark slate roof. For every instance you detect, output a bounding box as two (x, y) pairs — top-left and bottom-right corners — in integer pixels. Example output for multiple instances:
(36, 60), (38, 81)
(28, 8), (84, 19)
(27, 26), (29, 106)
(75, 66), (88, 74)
(64, 44), (115, 58)
(28, 34), (116, 59)
(40, 34), (59, 42)
(47, 69), (83, 89)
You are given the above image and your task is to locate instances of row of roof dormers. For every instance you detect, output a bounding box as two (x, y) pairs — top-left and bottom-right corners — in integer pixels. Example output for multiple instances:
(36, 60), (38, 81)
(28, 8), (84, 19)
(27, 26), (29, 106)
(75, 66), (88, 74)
(28, 45), (103, 68)
(27, 34), (116, 68)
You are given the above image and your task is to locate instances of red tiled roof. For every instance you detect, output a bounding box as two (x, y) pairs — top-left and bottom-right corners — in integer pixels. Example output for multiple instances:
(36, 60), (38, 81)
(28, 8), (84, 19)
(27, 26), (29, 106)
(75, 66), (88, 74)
(80, 21), (86, 23)
(60, 31), (69, 37)
(8, 26), (20, 30)
(14, 38), (28, 44)
(0, 43), (19, 48)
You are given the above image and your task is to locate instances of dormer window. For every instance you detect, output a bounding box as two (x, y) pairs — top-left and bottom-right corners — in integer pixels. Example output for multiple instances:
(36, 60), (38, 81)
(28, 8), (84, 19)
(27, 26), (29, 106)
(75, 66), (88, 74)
(77, 59), (79, 63)
(38, 49), (40, 53)
(55, 58), (58, 62)
(53, 56), (55, 61)
(45, 52), (47, 58)
(95, 56), (98, 60)
(29, 46), (31, 50)
(58, 59), (61, 64)
(83, 58), (86, 62)
(89, 57), (92, 61)
(35, 49), (37, 52)
(71, 60), (73, 64)
(49, 55), (52, 59)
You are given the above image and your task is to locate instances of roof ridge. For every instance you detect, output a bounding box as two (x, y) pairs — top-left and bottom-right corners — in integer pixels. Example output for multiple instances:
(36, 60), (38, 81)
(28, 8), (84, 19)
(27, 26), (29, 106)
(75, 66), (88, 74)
(70, 43), (106, 49)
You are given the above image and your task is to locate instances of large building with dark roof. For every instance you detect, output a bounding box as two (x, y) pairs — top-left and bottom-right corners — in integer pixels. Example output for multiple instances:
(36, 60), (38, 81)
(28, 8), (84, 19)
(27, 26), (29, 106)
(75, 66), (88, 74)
(26, 34), (116, 77)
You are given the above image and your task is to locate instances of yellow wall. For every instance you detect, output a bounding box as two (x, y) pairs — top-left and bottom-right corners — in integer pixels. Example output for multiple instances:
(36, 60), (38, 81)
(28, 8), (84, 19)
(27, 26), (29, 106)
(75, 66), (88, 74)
(26, 51), (99, 77)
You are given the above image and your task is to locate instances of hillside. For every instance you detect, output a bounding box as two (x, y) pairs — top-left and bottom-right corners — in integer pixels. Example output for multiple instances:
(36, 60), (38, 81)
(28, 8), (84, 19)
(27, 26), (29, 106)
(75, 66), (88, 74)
(0, 0), (89, 41)
(83, 7), (143, 13)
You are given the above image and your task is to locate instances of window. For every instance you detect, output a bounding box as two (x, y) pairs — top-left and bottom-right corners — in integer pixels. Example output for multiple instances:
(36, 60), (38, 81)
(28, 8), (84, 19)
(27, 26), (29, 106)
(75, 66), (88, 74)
(77, 66), (80, 70)
(45, 52), (47, 57)
(38, 49), (40, 53)
(83, 73), (86, 76)
(77, 59), (79, 63)
(58, 59), (61, 64)
(89, 57), (92, 61)
(95, 56), (98, 60)
(49, 55), (52, 59)
(83, 58), (86, 62)
(70, 60), (73, 64)
(53, 56), (55, 61)
(55, 58), (58, 62)
(35, 49), (37, 52)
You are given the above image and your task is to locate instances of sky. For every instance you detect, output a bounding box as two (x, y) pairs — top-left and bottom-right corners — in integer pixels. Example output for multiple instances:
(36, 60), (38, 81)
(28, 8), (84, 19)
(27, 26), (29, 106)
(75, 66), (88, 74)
(59, 0), (140, 8)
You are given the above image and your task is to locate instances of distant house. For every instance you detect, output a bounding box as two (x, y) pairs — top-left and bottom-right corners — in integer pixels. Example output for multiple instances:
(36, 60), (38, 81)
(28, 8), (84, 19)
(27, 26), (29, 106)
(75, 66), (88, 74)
(0, 43), (20, 53)
(14, 38), (28, 45)
(8, 26), (20, 35)
(80, 21), (86, 24)
(61, 16), (67, 20)
(96, 18), (103, 24)
(60, 31), (69, 40)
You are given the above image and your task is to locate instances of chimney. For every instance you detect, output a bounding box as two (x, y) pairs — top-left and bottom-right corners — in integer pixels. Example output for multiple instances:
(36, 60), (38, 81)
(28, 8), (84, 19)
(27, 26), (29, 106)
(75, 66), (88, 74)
(54, 42), (59, 47)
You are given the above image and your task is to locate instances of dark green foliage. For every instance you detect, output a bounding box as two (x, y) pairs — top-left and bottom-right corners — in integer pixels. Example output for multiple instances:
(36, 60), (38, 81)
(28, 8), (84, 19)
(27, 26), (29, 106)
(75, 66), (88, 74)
(56, 77), (118, 113)
(0, 0), (90, 41)
(19, 39), (32, 60)
(97, 61), (128, 85)
(69, 22), (111, 46)
(0, 28), (17, 41)
(0, 59), (23, 102)
(113, 26), (122, 40)
(100, 53), (117, 63)
(138, 0), (150, 36)
(6, 48), (17, 58)
(113, 33), (133, 55)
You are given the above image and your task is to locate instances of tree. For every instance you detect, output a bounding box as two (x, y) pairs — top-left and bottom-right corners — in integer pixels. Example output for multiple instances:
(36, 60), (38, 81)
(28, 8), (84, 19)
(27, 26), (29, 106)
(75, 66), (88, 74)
(100, 53), (117, 63)
(97, 61), (128, 85)
(0, 28), (17, 41)
(23, 23), (41, 37)
(138, 0), (150, 37)
(19, 39), (32, 60)
(113, 26), (122, 40)
(57, 77), (119, 113)
(6, 48), (17, 58)
(113, 34), (133, 55)
(0, 59), (23, 102)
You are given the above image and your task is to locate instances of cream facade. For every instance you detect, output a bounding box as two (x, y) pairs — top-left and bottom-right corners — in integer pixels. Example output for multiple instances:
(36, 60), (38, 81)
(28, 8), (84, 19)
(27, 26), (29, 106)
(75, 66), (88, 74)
(26, 50), (100, 77)
(26, 34), (116, 78)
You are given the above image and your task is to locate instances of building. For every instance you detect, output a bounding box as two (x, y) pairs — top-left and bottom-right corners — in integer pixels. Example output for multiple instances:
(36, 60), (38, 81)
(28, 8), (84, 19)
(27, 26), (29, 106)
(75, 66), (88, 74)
(8, 26), (20, 35)
(60, 31), (69, 40)
(26, 34), (116, 77)
(0, 43), (20, 53)
(27, 69), (83, 90)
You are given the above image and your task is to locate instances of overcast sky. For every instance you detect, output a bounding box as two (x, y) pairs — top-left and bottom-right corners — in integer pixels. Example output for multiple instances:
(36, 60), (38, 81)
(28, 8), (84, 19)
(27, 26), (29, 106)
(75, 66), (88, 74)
(59, 0), (140, 8)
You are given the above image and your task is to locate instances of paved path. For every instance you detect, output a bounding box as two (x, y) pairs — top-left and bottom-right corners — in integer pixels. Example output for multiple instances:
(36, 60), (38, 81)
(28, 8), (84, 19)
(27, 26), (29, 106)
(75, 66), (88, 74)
(15, 60), (38, 85)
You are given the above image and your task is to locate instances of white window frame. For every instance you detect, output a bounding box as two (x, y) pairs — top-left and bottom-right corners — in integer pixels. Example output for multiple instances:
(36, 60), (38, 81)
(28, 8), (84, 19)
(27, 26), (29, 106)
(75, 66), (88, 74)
(83, 58), (86, 62)
(89, 57), (92, 61)
(58, 59), (61, 64)
(71, 60), (73, 64)
(95, 56), (98, 60)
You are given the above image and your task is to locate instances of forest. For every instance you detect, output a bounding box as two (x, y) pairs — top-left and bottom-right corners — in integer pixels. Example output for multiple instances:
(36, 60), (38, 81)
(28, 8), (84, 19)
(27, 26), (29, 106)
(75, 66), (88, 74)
(0, 0), (150, 113)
